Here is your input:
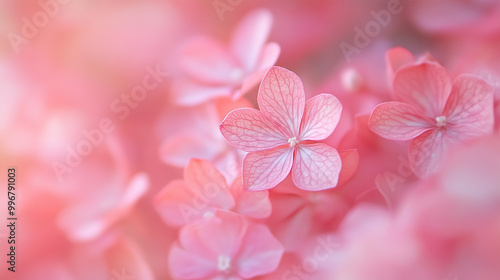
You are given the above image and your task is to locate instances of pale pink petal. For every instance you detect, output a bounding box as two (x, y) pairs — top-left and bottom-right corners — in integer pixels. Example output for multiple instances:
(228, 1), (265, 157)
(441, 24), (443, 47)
(160, 132), (221, 167)
(386, 47), (415, 79)
(180, 211), (247, 258)
(292, 143), (342, 191)
(258, 66), (306, 137)
(171, 79), (233, 106)
(368, 102), (434, 141)
(154, 180), (196, 227)
(409, 129), (456, 178)
(299, 94), (342, 141)
(230, 9), (273, 72)
(233, 43), (281, 100)
(236, 223), (284, 278)
(169, 243), (218, 279)
(394, 62), (452, 117)
(338, 149), (360, 186)
(256, 42), (281, 71)
(179, 37), (237, 84)
(220, 108), (289, 152)
(230, 177), (272, 219)
(443, 74), (494, 139)
(184, 159), (235, 210)
(243, 146), (294, 191)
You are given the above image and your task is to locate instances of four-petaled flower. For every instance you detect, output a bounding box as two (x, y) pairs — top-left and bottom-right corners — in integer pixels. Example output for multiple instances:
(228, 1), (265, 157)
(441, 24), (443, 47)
(220, 66), (343, 191)
(369, 62), (494, 178)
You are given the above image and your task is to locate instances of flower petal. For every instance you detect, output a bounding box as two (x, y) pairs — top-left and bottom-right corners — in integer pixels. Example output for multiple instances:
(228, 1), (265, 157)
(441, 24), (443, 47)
(394, 62), (452, 117)
(299, 93), (342, 141)
(236, 223), (284, 278)
(443, 74), (494, 139)
(230, 9), (273, 72)
(230, 177), (272, 219)
(179, 37), (237, 84)
(220, 108), (289, 152)
(168, 243), (217, 279)
(171, 79), (233, 106)
(154, 180), (195, 227)
(368, 102), (434, 141)
(338, 149), (359, 186)
(179, 211), (247, 258)
(409, 130), (455, 178)
(256, 42), (281, 71)
(184, 159), (235, 209)
(292, 143), (342, 191)
(243, 146), (294, 191)
(258, 66), (305, 137)
(386, 47), (415, 79)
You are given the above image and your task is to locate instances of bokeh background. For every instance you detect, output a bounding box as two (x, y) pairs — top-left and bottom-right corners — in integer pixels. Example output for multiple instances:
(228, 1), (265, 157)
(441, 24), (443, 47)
(1, 0), (500, 279)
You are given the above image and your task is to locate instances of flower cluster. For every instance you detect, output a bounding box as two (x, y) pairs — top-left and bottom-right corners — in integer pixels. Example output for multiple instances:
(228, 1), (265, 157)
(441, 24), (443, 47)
(3, 1), (500, 280)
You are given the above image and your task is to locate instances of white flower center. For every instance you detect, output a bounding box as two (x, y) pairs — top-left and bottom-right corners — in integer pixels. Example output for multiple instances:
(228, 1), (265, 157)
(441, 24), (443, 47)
(288, 137), (298, 147)
(435, 116), (447, 127)
(217, 255), (231, 272)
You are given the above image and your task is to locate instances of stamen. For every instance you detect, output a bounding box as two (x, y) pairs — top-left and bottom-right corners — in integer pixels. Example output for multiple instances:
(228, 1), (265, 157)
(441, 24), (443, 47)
(435, 116), (447, 127)
(218, 255), (231, 272)
(288, 137), (298, 147)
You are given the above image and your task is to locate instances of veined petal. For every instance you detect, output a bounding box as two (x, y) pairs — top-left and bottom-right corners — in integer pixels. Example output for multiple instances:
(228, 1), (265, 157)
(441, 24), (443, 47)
(409, 129), (455, 178)
(299, 94), (342, 141)
(292, 143), (342, 191)
(230, 9), (273, 72)
(443, 74), (494, 139)
(258, 66), (305, 137)
(368, 102), (434, 141)
(394, 62), (452, 117)
(220, 108), (289, 152)
(243, 147), (294, 191)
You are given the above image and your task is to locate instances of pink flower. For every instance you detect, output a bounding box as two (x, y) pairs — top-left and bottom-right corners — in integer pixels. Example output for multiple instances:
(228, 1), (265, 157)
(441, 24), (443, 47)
(168, 211), (283, 280)
(154, 159), (271, 228)
(220, 66), (343, 191)
(171, 9), (280, 106)
(369, 62), (494, 178)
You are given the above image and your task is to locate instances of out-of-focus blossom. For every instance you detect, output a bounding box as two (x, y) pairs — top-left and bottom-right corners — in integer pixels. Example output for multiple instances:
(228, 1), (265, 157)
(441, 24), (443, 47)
(168, 211), (283, 279)
(369, 62), (494, 178)
(221, 66), (343, 191)
(155, 159), (271, 228)
(170, 9), (280, 106)
(159, 97), (249, 182)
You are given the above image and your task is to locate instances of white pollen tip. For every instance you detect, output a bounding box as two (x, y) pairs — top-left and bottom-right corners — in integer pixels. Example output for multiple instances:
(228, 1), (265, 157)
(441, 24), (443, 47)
(288, 137), (298, 147)
(435, 116), (447, 127)
(218, 255), (231, 272)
